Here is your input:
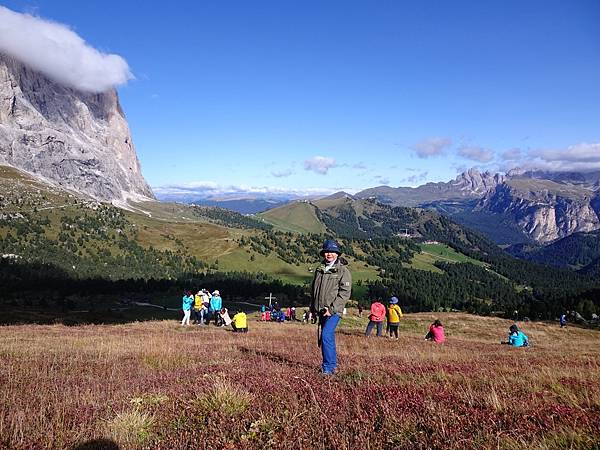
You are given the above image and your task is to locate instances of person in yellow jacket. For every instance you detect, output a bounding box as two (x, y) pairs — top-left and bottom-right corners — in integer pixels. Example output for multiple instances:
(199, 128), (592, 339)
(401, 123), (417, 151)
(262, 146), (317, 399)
(193, 290), (204, 324)
(231, 310), (248, 333)
(387, 296), (403, 339)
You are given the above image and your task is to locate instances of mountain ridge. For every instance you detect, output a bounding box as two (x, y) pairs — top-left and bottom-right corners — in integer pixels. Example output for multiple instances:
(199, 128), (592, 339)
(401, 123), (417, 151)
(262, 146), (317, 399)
(356, 167), (600, 245)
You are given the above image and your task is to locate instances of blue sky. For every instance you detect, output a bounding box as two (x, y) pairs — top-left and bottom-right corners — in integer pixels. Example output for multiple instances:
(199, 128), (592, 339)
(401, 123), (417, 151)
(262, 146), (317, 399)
(2, 1), (600, 198)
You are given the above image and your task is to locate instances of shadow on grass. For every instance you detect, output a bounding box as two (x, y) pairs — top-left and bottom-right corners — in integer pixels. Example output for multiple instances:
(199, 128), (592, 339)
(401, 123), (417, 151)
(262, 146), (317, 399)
(71, 439), (119, 450)
(239, 346), (313, 369)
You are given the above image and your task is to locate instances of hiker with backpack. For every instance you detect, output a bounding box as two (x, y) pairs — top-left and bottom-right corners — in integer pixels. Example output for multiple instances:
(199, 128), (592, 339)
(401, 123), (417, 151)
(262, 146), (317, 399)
(365, 299), (386, 337)
(310, 239), (352, 375)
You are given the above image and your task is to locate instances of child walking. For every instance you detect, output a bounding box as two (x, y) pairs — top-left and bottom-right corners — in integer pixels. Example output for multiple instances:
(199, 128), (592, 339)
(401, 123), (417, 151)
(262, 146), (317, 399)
(387, 296), (403, 339)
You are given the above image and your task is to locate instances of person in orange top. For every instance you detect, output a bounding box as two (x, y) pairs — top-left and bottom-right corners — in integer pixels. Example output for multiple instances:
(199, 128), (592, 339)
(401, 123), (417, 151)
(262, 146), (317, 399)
(365, 299), (386, 337)
(387, 296), (403, 339)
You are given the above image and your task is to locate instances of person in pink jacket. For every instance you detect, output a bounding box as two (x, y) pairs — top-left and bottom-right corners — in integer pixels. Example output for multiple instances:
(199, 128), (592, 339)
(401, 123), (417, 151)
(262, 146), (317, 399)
(425, 319), (445, 343)
(365, 300), (386, 337)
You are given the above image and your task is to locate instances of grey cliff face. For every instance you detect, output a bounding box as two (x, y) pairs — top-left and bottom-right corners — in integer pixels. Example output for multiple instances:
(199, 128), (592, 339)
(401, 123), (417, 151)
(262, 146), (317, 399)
(452, 168), (505, 195)
(478, 182), (600, 243)
(0, 53), (154, 202)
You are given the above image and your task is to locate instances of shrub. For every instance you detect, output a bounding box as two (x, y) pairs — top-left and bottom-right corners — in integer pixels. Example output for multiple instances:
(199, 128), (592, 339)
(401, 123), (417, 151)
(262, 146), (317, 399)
(192, 380), (253, 417)
(104, 410), (155, 448)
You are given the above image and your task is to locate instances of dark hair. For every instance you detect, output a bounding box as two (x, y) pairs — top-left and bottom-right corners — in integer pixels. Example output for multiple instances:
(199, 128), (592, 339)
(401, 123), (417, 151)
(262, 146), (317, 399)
(509, 324), (519, 334)
(433, 320), (442, 327)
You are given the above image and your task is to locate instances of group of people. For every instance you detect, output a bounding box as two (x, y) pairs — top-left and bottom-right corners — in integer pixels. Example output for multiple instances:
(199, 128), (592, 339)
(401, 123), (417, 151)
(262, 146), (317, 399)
(181, 289), (248, 332)
(260, 304), (299, 322)
(362, 296), (531, 347)
(363, 297), (446, 342)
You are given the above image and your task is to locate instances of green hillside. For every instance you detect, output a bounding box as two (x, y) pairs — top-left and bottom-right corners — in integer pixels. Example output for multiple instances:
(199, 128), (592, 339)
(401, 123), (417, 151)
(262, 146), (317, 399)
(259, 201), (326, 234)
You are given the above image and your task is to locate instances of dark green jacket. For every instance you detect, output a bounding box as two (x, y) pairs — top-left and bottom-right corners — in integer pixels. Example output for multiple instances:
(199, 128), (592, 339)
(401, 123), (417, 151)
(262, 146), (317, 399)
(310, 257), (352, 316)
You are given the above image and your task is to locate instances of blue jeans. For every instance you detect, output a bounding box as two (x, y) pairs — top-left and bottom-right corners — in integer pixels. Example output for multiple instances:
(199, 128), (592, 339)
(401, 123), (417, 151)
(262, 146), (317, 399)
(321, 314), (341, 374)
(365, 321), (383, 337)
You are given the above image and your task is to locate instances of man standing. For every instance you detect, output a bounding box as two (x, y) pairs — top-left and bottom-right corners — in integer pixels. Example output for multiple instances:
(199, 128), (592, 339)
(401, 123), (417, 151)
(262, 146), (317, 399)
(310, 239), (352, 375)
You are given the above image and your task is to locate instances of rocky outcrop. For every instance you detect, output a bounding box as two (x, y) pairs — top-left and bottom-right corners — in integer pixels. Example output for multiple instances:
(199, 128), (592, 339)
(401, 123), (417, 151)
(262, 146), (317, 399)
(478, 181), (600, 243)
(0, 52), (154, 202)
(451, 168), (505, 194)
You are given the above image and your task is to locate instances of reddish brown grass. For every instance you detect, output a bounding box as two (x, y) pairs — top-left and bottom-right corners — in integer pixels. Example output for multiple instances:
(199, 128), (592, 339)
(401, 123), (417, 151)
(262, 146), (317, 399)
(1, 313), (599, 449)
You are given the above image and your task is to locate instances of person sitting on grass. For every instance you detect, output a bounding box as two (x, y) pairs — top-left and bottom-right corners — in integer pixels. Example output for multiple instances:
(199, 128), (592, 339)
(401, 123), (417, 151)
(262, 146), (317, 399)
(387, 296), (403, 339)
(503, 324), (529, 347)
(365, 299), (386, 337)
(232, 310), (248, 333)
(219, 307), (232, 328)
(425, 319), (445, 343)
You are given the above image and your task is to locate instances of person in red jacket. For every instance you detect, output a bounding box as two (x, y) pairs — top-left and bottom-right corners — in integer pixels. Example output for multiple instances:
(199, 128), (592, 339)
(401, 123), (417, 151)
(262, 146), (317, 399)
(365, 299), (386, 337)
(425, 319), (445, 343)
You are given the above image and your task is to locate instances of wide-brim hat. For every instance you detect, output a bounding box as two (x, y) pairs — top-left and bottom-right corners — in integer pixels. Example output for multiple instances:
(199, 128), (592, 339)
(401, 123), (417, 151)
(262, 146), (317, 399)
(212, 290), (220, 295)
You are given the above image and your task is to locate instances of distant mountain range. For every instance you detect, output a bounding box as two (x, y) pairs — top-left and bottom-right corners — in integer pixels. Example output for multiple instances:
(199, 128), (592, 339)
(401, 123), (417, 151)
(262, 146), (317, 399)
(355, 168), (600, 246)
(154, 193), (295, 215)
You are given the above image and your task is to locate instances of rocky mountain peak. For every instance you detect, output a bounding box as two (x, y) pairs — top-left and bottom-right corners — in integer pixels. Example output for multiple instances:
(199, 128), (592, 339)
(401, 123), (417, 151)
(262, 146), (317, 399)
(453, 168), (505, 194)
(0, 52), (154, 203)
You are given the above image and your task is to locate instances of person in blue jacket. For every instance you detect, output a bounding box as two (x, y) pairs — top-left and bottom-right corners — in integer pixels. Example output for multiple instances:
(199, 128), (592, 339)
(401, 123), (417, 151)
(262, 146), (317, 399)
(210, 290), (223, 326)
(506, 324), (529, 347)
(181, 291), (194, 326)
(560, 314), (567, 328)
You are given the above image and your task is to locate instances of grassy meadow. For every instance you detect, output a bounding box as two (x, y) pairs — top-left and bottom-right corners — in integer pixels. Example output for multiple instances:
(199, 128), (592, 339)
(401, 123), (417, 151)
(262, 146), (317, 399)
(259, 202), (326, 234)
(1, 313), (599, 449)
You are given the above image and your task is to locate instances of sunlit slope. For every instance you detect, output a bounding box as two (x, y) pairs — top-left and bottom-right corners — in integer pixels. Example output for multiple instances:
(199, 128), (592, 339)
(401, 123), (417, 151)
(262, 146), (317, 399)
(259, 201), (326, 234)
(407, 243), (488, 272)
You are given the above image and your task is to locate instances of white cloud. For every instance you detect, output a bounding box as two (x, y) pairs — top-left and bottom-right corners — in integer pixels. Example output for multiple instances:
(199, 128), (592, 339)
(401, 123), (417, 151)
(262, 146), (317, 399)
(152, 181), (336, 199)
(374, 175), (390, 185)
(271, 169), (293, 178)
(0, 6), (133, 92)
(519, 142), (600, 172)
(457, 145), (495, 163)
(401, 171), (428, 184)
(411, 137), (452, 158)
(501, 148), (522, 161)
(304, 156), (337, 174)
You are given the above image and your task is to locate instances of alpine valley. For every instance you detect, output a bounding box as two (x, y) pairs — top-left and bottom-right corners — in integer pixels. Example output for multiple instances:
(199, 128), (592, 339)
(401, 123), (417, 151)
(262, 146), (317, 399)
(1, 52), (599, 325)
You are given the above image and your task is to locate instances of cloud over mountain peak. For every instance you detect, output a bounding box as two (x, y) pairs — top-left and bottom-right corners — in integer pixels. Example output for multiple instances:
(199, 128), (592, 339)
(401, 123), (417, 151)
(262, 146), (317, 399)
(0, 6), (133, 93)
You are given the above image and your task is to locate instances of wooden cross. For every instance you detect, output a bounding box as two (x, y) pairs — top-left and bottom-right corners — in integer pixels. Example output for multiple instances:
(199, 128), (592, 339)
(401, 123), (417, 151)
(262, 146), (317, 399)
(265, 293), (276, 307)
